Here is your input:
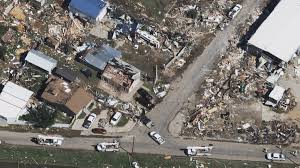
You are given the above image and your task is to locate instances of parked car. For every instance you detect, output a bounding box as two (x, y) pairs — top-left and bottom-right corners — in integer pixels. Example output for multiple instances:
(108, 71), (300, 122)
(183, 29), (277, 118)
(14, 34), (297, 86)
(110, 112), (122, 126)
(149, 131), (165, 145)
(266, 153), (286, 161)
(92, 128), (107, 134)
(82, 113), (97, 129)
(228, 4), (242, 19)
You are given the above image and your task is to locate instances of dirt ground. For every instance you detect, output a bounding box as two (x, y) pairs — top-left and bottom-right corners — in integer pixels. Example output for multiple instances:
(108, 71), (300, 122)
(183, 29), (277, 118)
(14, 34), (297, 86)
(110, 0), (172, 23)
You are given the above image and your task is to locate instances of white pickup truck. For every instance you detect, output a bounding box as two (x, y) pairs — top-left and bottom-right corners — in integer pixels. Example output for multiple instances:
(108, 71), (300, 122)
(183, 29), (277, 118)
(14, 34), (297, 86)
(185, 145), (214, 156)
(36, 135), (64, 146)
(96, 139), (120, 152)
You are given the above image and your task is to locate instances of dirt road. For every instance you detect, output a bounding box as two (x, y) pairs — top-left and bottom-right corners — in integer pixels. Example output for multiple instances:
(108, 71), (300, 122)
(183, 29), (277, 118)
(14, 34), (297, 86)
(147, 0), (264, 136)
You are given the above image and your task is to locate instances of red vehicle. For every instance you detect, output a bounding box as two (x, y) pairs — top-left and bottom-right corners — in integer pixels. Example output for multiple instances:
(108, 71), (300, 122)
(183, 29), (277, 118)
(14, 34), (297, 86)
(92, 128), (107, 134)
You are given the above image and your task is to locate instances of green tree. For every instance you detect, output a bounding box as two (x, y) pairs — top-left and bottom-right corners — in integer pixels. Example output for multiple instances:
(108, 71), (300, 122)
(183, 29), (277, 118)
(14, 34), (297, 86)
(20, 105), (57, 128)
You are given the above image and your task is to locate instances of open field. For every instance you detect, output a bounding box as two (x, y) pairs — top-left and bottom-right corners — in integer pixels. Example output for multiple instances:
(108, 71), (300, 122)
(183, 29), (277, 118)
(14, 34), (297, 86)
(0, 144), (295, 168)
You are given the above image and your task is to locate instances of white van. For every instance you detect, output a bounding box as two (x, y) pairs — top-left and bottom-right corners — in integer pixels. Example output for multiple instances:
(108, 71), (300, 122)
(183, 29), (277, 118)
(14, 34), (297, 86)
(110, 112), (122, 126)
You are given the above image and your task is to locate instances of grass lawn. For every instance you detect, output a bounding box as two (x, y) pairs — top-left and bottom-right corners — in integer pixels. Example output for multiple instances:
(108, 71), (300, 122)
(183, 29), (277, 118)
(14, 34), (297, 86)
(116, 116), (129, 127)
(0, 25), (8, 37)
(77, 112), (86, 120)
(0, 144), (296, 168)
(111, 0), (171, 22)
(55, 111), (73, 124)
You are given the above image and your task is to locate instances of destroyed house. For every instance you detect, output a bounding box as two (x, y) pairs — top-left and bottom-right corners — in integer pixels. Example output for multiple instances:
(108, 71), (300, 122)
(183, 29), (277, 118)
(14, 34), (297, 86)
(69, 0), (108, 23)
(25, 50), (57, 74)
(41, 76), (94, 117)
(0, 82), (33, 124)
(100, 59), (141, 93)
(31, 0), (47, 8)
(81, 45), (121, 71)
(248, 0), (300, 62)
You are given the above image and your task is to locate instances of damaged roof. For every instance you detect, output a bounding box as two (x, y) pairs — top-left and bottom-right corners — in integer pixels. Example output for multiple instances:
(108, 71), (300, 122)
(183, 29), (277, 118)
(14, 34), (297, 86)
(83, 45), (122, 70)
(69, 0), (107, 19)
(101, 58), (141, 90)
(41, 76), (93, 114)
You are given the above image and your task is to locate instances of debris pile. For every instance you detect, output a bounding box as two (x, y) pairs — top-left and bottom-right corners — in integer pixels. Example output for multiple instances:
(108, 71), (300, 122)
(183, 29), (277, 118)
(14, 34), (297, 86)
(181, 5), (299, 145)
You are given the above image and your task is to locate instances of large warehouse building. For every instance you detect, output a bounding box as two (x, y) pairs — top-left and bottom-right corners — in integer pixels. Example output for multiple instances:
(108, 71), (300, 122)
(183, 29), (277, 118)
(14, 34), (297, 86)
(248, 0), (300, 62)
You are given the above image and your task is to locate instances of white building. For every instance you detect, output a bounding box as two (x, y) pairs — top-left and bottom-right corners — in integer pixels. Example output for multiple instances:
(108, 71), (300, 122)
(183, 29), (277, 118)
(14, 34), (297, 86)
(25, 50), (58, 74)
(0, 82), (33, 124)
(248, 0), (300, 62)
(265, 85), (285, 107)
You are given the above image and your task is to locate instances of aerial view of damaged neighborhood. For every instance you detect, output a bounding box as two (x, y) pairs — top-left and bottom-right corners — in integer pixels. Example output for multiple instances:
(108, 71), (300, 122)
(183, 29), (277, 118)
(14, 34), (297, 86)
(0, 0), (300, 167)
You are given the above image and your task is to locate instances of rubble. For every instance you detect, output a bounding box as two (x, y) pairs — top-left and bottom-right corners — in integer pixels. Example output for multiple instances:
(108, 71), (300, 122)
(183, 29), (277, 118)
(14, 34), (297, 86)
(180, 2), (299, 145)
(1, 28), (16, 43)
(10, 6), (26, 21)
(153, 84), (170, 98)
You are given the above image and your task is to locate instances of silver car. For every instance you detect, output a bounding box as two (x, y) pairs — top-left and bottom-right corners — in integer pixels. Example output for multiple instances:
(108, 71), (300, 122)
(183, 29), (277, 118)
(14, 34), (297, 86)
(266, 153), (286, 161)
(149, 131), (165, 145)
(228, 4), (242, 19)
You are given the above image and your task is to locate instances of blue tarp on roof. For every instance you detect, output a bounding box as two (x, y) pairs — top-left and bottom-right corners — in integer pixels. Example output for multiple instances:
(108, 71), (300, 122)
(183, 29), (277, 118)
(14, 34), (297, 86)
(69, 0), (107, 19)
(84, 45), (122, 70)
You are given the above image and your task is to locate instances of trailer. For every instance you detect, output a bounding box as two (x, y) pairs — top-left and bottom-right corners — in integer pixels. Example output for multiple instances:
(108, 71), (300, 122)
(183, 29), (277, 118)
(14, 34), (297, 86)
(96, 139), (120, 152)
(36, 135), (64, 146)
(185, 145), (213, 156)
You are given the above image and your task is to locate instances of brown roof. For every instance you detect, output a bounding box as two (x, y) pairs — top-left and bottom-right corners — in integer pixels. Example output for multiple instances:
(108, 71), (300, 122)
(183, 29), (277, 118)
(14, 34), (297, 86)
(41, 76), (93, 114)
(41, 77), (73, 104)
(65, 88), (93, 114)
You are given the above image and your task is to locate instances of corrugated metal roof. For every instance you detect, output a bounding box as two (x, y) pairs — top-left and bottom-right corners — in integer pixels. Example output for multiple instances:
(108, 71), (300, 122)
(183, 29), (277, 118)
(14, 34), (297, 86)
(0, 82), (33, 120)
(69, 0), (107, 19)
(25, 50), (58, 73)
(248, 0), (300, 62)
(84, 45), (121, 70)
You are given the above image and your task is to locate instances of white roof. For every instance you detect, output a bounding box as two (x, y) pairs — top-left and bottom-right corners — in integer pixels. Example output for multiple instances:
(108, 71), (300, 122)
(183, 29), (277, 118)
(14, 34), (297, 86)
(269, 85), (285, 102)
(25, 50), (58, 73)
(0, 82), (33, 121)
(248, 0), (300, 62)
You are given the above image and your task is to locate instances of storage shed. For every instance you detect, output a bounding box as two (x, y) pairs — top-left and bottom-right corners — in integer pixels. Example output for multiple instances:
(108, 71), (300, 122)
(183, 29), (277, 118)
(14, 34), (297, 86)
(25, 49), (58, 74)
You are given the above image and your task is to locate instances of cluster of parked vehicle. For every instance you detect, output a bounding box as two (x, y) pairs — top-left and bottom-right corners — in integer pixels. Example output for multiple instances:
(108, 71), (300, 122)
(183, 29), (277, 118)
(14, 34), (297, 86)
(82, 111), (123, 131)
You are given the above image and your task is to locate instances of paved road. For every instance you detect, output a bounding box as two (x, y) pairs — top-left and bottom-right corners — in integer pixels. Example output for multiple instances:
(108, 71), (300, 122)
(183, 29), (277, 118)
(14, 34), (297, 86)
(1, 0), (297, 165)
(0, 130), (299, 164)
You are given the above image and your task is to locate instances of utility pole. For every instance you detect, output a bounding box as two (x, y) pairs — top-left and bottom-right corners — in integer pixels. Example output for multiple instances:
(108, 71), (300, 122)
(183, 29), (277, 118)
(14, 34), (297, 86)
(154, 65), (158, 85)
(131, 136), (135, 155)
